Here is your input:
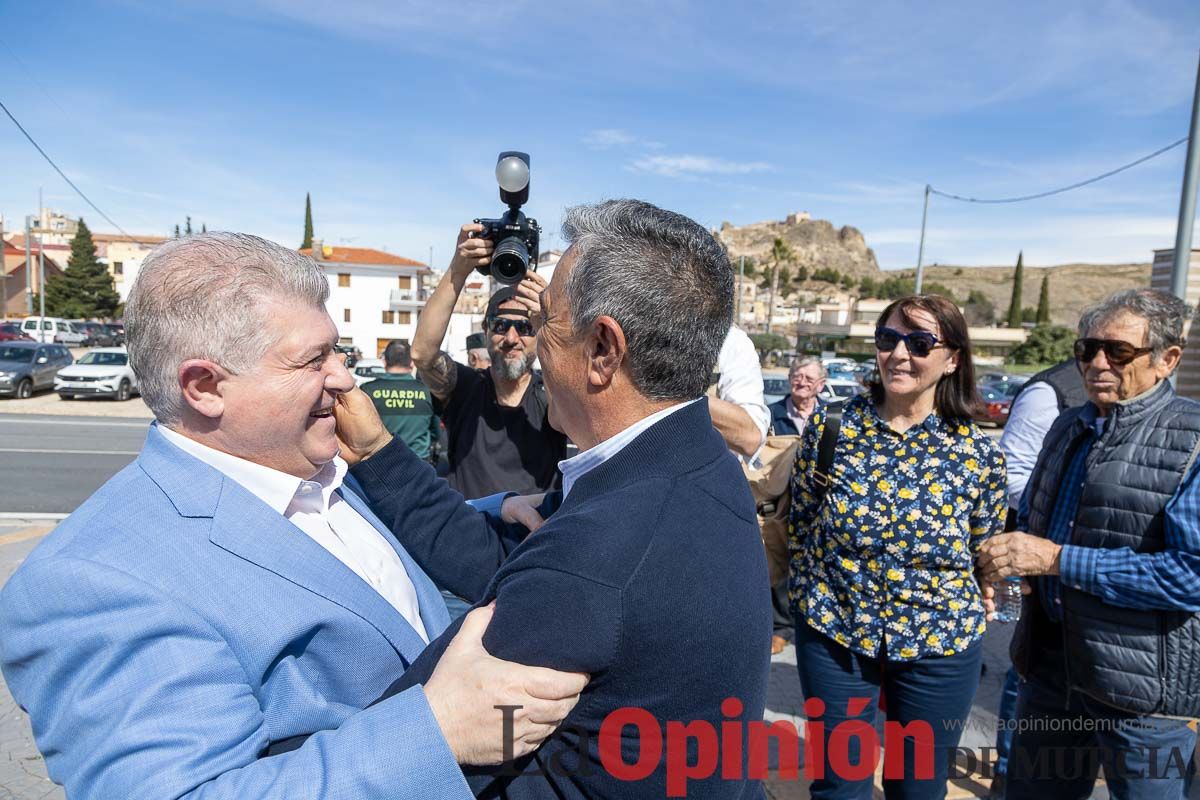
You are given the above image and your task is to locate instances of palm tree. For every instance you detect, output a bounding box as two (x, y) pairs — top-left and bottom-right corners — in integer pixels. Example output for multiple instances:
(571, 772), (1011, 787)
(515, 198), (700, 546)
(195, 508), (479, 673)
(766, 237), (794, 335)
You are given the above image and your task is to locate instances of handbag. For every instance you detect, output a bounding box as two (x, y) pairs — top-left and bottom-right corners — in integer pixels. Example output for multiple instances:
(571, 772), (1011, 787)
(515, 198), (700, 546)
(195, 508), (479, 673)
(743, 435), (801, 585)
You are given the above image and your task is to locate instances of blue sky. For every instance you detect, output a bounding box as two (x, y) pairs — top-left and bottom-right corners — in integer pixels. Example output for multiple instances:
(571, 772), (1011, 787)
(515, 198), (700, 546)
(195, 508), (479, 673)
(1, 0), (1197, 269)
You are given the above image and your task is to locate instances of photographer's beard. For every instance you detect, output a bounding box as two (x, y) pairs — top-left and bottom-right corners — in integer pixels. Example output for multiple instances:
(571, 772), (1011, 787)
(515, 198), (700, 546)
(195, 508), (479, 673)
(489, 341), (536, 381)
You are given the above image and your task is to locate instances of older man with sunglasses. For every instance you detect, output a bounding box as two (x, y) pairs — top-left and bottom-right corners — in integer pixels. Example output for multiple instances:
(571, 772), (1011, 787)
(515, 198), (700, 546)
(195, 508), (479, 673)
(977, 288), (1200, 800)
(412, 224), (568, 500)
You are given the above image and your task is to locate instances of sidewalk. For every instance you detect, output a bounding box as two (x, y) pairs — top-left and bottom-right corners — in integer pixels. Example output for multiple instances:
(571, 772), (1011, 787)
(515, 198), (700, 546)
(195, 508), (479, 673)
(0, 392), (152, 419)
(0, 521), (64, 800)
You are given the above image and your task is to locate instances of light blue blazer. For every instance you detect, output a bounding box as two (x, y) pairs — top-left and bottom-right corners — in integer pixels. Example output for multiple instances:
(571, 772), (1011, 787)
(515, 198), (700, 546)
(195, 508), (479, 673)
(0, 425), (471, 798)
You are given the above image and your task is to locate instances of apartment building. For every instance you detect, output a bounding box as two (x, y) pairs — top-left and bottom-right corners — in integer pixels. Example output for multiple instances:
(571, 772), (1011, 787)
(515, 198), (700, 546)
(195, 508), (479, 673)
(301, 239), (430, 357)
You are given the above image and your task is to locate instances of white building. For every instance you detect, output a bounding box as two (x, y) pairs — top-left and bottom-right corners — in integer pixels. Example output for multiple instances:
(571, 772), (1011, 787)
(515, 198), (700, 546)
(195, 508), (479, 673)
(302, 240), (430, 357)
(94, 233), (169, 302)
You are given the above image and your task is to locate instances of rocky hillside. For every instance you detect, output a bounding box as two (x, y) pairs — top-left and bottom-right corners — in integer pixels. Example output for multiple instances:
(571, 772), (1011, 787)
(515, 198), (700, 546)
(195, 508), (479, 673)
(715, 212), (880, 280)
(892, 262), (1153, 327)
(715, 213), (1155, 327)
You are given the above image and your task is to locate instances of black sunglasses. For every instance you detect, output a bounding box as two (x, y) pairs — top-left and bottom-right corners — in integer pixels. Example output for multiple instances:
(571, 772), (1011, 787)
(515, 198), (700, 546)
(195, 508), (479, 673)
(489, 317), (535, 337)
(1073, 338), (1153, 366)
(874, 326), (942, 358)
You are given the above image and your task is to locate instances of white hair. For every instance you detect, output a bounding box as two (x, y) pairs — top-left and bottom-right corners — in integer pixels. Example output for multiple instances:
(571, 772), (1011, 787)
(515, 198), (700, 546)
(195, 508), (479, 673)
(124, 233), (329, 424)
(789, 356), (827, 379)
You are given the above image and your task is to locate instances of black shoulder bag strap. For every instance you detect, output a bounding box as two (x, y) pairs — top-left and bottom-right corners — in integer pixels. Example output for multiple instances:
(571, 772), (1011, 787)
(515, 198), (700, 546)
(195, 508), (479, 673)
(812, 408), (842, 505)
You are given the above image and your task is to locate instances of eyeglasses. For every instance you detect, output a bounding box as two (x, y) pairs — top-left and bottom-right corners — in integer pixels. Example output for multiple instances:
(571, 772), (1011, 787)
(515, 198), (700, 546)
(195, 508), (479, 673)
(489, 317), (535, 338)
(874, 326), (942, 358)
(1073, 338), (1153, 366)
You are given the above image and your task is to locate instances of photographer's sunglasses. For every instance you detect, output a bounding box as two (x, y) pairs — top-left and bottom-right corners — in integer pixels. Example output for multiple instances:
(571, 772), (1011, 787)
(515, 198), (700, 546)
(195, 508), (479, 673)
(489, 317), (535, 337)
(1073, 338), (1153, 366)
(874, 326), (942, 358)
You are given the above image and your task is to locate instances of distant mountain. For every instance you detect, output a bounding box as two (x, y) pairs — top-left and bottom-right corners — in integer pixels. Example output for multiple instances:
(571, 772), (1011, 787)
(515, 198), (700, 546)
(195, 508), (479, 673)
(892, 262), (1152, 327)
(715, 212), (880, 280)
(715, 214), (1154, 327)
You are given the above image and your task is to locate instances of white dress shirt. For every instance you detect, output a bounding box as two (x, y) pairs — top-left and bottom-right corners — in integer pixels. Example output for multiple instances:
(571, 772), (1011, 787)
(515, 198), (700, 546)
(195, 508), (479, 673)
(558, 399), (698, 498)
(716, 325), (770, 462)
(159, 426), (429, 643)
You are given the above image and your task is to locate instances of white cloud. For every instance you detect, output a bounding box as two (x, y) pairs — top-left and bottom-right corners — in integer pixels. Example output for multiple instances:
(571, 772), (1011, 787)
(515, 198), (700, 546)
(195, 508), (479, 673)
(583, 129), (638, 149)
(628, 155), (771, 178)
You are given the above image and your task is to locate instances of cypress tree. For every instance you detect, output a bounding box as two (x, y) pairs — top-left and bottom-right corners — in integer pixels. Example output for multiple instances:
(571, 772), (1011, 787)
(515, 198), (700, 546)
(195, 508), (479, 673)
(301, 193), (314, 250)
(185, 216), (193, 235)
(201, 223), (207, 233)
(1036, 275), (1051, 324)
(174, 224), (181, 238)
(1006, 251), (1025, 328)
(42, 219), (120, 319)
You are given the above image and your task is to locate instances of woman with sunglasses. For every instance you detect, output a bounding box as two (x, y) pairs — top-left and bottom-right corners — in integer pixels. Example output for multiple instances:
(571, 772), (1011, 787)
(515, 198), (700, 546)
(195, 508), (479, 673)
(787, 294), (1007, 799)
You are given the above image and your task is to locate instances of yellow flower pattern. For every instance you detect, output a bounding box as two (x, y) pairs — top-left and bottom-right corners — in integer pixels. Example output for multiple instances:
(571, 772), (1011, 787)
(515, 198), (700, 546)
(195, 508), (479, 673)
(787, 394), (1007, 661)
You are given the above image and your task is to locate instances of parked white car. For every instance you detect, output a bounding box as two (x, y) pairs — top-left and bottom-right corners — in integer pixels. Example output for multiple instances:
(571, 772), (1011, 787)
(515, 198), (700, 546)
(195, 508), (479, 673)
(819, 378), (864, 407)
(353, 358), (386, 387)
(54, 347), (139, 401)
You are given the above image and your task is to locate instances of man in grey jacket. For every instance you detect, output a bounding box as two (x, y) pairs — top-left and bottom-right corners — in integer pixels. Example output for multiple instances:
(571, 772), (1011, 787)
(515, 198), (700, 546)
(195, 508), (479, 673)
(978, 289), (1200, 800)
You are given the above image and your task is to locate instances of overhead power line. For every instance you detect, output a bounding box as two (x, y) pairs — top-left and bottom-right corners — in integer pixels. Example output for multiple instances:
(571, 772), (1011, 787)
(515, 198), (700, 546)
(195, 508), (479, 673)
(0, 96), (142, 242)
(929, 136), (1190, 204)
(914, 134), (1191, 293)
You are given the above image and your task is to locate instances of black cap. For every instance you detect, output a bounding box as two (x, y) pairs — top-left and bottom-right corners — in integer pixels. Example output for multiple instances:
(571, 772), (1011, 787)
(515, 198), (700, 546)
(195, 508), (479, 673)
(465, 333), (485, 350)
(485, 286), (527, 320)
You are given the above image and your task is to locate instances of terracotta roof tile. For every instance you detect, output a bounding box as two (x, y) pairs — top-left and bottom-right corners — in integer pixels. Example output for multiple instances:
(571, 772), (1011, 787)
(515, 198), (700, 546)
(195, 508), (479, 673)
(91, 233), (169, 244)
(300, 245), (428, 269)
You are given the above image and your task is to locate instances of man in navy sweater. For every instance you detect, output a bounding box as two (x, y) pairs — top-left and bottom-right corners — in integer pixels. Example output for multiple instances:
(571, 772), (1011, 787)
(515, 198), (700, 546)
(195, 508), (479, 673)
(337, 199), (772, 797)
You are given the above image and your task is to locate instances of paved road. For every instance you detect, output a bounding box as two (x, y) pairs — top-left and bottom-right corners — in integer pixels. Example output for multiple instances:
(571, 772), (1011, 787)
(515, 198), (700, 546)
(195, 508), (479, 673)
(0, 415), (149, 514)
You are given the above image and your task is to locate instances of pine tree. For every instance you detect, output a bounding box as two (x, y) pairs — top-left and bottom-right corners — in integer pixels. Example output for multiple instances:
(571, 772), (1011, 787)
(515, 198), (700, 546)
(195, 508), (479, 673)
(42, 219), (120, 319)
(1036, 275), (1050, 324)
(301, 193), (314, 250)
(185, 216), (193, 235)
(1006, 251), (1025, 328)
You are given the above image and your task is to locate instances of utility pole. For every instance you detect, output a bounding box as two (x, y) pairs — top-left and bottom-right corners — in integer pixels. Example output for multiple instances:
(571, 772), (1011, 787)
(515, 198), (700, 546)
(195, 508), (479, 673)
(0, 216), (6, 320)
(737, 255), (744, 322)
(24, 215), (32, 315)
(1171, 51), (1200, 301)
(915, 184), (931, 294)
(38, 229), (45, 323)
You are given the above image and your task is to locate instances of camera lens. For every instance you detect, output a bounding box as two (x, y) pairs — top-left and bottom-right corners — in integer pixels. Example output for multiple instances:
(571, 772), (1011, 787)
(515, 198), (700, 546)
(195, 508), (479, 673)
(490, 236), (529, 285)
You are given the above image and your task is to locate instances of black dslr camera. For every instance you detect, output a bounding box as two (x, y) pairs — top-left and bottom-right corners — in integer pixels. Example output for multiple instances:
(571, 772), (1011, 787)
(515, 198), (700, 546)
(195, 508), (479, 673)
(473, 151), (541, 285)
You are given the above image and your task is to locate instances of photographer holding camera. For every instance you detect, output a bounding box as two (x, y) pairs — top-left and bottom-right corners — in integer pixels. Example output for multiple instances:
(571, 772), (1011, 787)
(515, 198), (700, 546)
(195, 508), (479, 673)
(411, 224), (567, 498)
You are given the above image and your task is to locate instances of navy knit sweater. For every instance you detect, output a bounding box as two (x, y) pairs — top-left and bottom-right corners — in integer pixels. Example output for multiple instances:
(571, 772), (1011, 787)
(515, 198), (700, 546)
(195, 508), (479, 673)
(351, 400), (772, 798)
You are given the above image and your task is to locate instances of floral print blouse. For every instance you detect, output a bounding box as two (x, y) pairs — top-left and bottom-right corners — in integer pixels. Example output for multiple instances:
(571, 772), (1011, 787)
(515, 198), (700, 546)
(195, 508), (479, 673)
(788, 394), (1007, 661)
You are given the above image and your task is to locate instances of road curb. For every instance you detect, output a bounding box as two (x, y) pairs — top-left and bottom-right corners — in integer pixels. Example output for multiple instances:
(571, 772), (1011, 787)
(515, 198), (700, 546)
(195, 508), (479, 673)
(0, 512), (68, 521)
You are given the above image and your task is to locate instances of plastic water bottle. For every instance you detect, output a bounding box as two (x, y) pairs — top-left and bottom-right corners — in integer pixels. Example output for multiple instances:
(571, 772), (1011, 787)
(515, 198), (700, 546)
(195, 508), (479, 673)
(993, 576), (1024, 623)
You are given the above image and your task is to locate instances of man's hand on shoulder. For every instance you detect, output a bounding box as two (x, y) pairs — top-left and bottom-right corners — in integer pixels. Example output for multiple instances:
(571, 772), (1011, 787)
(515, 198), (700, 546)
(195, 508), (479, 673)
(501, 493), (547, 534)
(334, 387), (393, 466)
(424, 604), (588, 765)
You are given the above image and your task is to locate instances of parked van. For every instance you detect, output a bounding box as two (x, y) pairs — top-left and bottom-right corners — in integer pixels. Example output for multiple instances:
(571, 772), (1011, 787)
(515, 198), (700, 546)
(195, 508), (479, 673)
(20, 317), (86, 345)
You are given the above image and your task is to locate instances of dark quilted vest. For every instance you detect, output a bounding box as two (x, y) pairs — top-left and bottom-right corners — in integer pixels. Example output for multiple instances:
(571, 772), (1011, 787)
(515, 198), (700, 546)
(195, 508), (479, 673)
(1011, 379), (1200, 717)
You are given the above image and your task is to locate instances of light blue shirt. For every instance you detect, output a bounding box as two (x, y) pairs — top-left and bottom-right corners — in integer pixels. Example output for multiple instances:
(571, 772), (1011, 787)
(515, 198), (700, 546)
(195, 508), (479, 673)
(998, 381), (1061, 509)
(559, 399), (699, 497)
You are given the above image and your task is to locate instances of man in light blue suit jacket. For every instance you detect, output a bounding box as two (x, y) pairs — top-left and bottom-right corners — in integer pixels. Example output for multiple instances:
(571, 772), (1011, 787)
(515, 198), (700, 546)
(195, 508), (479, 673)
(0, 233), (584, 799)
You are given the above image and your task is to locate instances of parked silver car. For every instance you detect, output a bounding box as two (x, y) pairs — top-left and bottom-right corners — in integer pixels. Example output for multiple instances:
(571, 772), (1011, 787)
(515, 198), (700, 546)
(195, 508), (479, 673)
(0, 341), (74, 398)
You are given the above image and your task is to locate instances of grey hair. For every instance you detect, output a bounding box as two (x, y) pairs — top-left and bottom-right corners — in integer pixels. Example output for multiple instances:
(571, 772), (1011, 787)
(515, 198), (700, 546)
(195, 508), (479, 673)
(560, 199), (733, 400)
(125, 232), (330, 424)
(1078, 288), (1192, 362)
(789, 356), (827, 379)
